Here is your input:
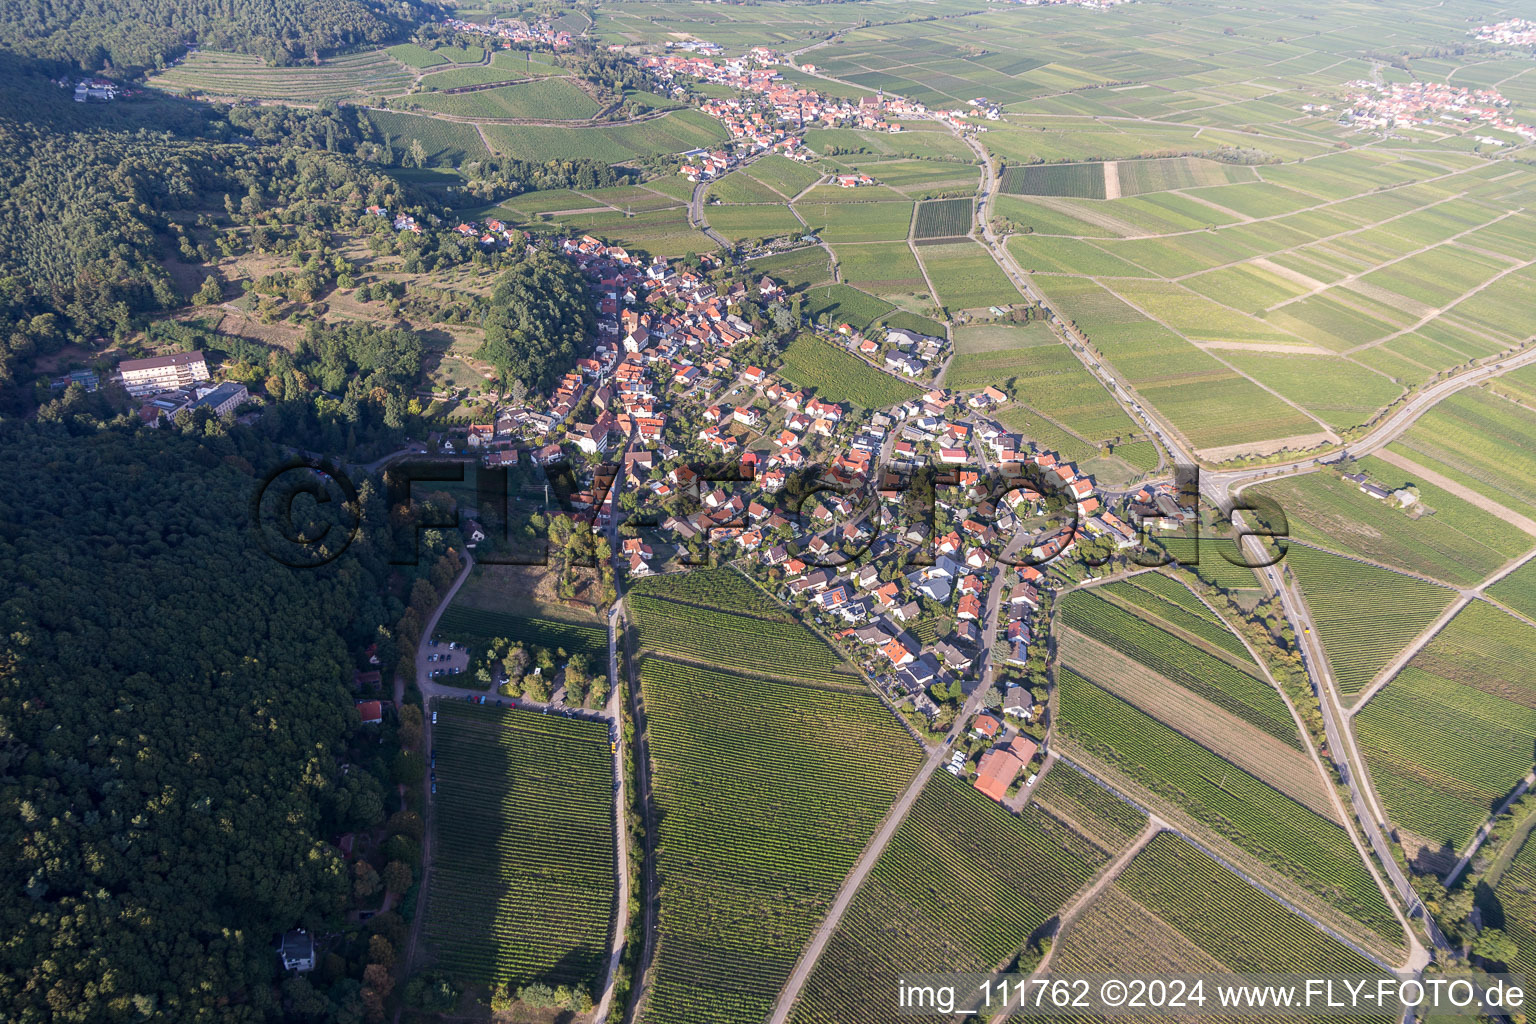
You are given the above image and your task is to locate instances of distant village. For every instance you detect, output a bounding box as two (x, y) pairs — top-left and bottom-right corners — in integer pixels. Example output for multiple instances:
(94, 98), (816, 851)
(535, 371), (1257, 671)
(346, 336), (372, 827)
(1340, 80), (1536, 142)
(439, 16), (573, 48)
(1472, 19), (1536, 47)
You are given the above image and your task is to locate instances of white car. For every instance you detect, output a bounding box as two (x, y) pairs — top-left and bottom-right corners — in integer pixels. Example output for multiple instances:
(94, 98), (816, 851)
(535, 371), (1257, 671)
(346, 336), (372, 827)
(431, 711), (438, 724)
(1026, 773), (1038, 787)
(945, 763), (963, 776)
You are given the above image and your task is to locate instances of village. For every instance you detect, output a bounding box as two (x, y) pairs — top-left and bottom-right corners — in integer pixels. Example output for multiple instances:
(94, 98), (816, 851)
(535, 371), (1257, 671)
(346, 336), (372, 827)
(1340, 79), (1536, 142)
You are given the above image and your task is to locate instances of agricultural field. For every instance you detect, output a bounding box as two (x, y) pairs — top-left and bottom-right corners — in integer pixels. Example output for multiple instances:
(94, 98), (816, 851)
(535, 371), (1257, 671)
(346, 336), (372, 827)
(1030, 762), (1148, 850)
(1246, 462), (1534, 587)
(742, 155), (823, 198)
(401, 78), (600, 120)
(916, 241), (1022, 311)
(386, 43), (483, 67)
(1114, 157), (1260, 196)
(1055, 832), (1393, 992)
(424, 702), (615, 992)
(1282, 545), (1457, 700)
(149, 49), (415, 101)
(778, 334), (922, 409)
(703, 203), (803, 243)
(638, 656), (923, 1024)
(832, 242), (930, 302)
(911, 197), (973, 240)
(950, 326), (1140, 443)
(363, 109), (492, 166)
(1356, 601), (1536, 859)
(799, 283), (896, 331)
(1390, 389), (1536, 514)
(1058, 588), (1337, 820)
(1489, 557), (1536, 622)
(1000, 162), (1107, 200)
(480, 108), (728, 164)
(748, 247), (834, 290)
(1494, 829), (1536, 980)
(627, 572), (863, 689)
(1057, 670), (1400, 950)
(795, 200), (914, 244)
(788, 774), (1117, 1024)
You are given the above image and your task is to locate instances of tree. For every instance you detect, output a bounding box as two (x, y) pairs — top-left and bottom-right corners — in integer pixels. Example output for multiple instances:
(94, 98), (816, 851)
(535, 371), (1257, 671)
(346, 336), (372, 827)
(1473, 928), (1518, 968)
(383, 859), (413, 894)
(408, 138), (427, 169)
(195, 273), (223, 305)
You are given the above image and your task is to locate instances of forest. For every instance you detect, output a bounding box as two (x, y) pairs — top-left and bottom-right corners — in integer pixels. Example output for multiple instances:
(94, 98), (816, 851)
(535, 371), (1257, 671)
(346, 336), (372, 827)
(477, 252), (597, 393)
(0, 404), (462, 1022)
(0, 0), (424, 70)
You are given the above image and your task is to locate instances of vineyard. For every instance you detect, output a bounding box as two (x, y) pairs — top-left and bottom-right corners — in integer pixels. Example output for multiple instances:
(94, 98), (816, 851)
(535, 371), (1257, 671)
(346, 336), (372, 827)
(1099, 573), (1250, 658)
(1355, 601), (1536, 853)
(149, 49), (415, 102)
(1114, 156), (1258, 196)
(424, 702), (615, 991)
(1030, 763), (1147, 852)
(778, 334), (922, 409)
(1247, 465), (1530, 587)
(363, 109), (492, 167)
(1055, 832), (1391, 999)
(1495, 830), (1536, 980)
(1284, 545), (1455, 699)
(436, 603), (607, 662)
(788, 775), (1114, 1024)
(999, 162), (1107, 199)
(1059, 589), (1297, 746)
(627, 566), (790, 621)
(1057, 671), (1400, 947)
(912, 197), (973, 240)
(638, 658), (923, 1024)
(628, 587), (860, 688)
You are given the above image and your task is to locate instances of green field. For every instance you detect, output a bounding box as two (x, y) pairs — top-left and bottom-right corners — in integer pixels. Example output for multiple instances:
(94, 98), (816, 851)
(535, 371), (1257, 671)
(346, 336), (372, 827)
(639, 656), (923, 1024)
(1490, 557), (1536, 622)
(1059, 670), (1399, 949)
(1000, 162), (1107, 200)
(912, 197), (973, 240)
(800, 283), (897, 330)
(1247, 462), (1533, 587)
(1115, 156), (1259, 195)
(1391, 389), (1536, 513)
(788, 774), (1118, 1024)
(481, 109), (729, 163)
(1059, 586), (1317, 796)
(796, 201), (914, 243)
(1056, 831), (1392, 988)
(1495, 828), (1536, 980)
(917, 241), (1021, 311)
(437, 591), (607, 664)
(425, 702), (614, 992)
(1356, 601), (1536, 854)
(627, 570), (863, 688)
(1283, 545), (1457, 699)
(150, 49), (415, 101)
(364, 109), (492, 166)
(403, 78), (600, 120)
(777, 334), (922, 409)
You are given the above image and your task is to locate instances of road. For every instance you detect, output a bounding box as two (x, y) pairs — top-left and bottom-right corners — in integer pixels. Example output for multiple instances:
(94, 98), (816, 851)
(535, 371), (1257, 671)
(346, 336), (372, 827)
(768, 545), (1017, 1023)
(592, 602), (631, 1024)
(688, 179), (731, 250)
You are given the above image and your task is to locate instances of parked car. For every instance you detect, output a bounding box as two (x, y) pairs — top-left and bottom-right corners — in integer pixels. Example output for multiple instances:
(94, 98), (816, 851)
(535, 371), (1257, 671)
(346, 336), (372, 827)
(431, 711), (437, 724)
(431, 781), (437, 794)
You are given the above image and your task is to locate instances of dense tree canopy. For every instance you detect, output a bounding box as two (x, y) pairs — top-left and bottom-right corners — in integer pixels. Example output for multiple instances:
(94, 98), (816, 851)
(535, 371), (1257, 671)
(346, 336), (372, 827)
(0, 416), (417, 1021)
(477, 251), (595, 393)
(0, 0), (424, 71)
